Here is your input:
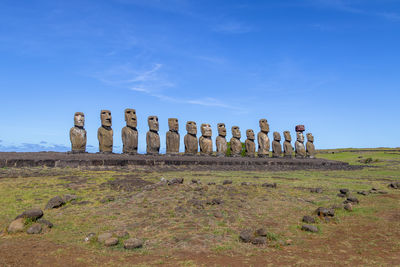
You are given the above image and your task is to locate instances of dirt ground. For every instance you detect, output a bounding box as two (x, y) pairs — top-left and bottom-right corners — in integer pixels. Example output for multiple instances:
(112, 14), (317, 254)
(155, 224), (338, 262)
(0, 150), (399, 266)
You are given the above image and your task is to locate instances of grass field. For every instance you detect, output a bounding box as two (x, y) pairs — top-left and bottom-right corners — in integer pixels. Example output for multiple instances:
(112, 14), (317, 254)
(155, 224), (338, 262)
(0, 149), (399, 266)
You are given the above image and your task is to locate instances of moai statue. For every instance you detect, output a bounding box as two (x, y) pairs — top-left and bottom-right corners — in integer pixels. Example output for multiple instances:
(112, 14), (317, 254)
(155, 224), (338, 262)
(199, 123), (213, 155)
(216, 123), (227, 157)
(166, 118), (179, 155)
(283, 131), (293, 158)
(184, 121), (198, 155)
(257, 119), (270, 157)
(70, 112), (87, 153)
(306, 133), (316, 159)
(230, 126), (242, 157)
(295, 125), (306, 158)
(98, 110), (113, 153)
(272, 132), (282, 158)
(146, 116), (160, 155)
(121, 108), (138, 154)
(245, 129), (256, 157)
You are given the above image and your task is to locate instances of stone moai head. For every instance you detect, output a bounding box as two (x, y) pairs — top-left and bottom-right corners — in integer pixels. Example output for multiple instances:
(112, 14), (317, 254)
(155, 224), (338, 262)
(124, 108), (137, 128)
(232, 126), (241, 139)
(100, 110), (112, 127)
(284, 131), (292, 142)
(168, 118), (179, 132)
(259, 119), (269, 133)
(148, 116), (159, 131)
(186, 121), (197, 135)
(201, 123), (212, 137)
(296, 132), (304, 143)
(217, 123), (227, 137)
(273, 132), (281, 141)
(246, 129), (255, 140)
(74, 112), (85, 127)
(307, 133), (314, 143)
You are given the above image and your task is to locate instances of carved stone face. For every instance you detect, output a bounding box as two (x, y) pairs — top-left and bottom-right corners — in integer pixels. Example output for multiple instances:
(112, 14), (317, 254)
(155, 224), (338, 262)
(296, 132), (304, 143)
(100, 110), (112, 127)
(148, 116), (159, 131)
(201, 123), (212, 137)
(232, 126), (241, 139)
(74, 112), (85, 127)
(273, 132), (281, 141)
(259, 119), (269, 132)
(217, 123), (226, 137)
(125, 108), (137, 128)
(284, 131), (291, 142)
(307, 133), (314, 142)
(246, 129), (255, 140)
(186, 121), (197, 135)
(168, 118), (179, 131)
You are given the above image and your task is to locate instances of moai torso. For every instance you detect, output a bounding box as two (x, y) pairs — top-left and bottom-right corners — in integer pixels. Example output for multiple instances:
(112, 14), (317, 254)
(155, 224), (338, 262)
(216, 123), (227, 156)
(199, 123), (212, 155)
(283, 131), (293, 158)
(70, 112), (87, 153)
(146, 116), (160, 154)
(122, 108), (138, 154)
(257, 119), (270, 157)
(295, 128), (306, 158)
(272, 132), (282, 158)
(306, 133), (316, 159)
(230, 126), (242, 157)
(98, 110), (113, 153)
(184, 121), (198, 155)
(166, 118), (180, 154)
(245, 129), (255, 157)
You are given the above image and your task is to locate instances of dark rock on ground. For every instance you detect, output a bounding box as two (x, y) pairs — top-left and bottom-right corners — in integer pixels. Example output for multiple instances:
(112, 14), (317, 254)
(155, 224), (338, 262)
(357, 191), (369, 196)
(98, 233), (113, 243)
(239, 229), (253, 243)
(337, 193), (346, 198)
(27, 223), (42, 234)
(37, 219), (53, 228)
(344, 203), (353, 211)
(100, 196), (115, 203)
(45, 196), (65, 209)
(115, 230), (129, 238)
(315, 207), (335, 217)
(310, 188), (323, 193)
(302, 215), (316, 224)
(63, 194), (78, 202)
(124, 238), (143, 249)
(222, 180), (232, 185)
(388, 181), (400, 189)
(104, 237), (119, 247)
(168, 178), (184, 185)
(339, 189), (349, 195)
(15, 208), (43, 221)
(207, 182), (216, 185)
(206, 198), (222, 205)
(241, 182), (251, 186)
(345, 197), (359, 204)
(251, 237), (267, 245)
(255, 228), (267, 237)
(262, 182), (277, 188)
(187, 199), (204, 209)
(191, 179), (200, 184)
(301, 224), (319, 233)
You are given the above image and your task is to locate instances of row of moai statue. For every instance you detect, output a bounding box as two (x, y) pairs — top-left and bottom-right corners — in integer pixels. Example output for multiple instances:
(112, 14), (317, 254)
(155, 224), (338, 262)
(70, 110), (316, 158)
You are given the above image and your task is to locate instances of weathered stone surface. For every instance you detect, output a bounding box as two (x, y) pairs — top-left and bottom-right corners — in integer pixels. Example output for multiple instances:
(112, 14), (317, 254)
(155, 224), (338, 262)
(37, 219), (53, 228)
(166, 118), (180, 154)
(344, 203), (353, 211)
(310, 188), (323, 193)
(283, 131), (293, 158)
(70, 112), (87, 153)
(168, 178), (184, 185)
(27, 223), (42, 234)
(122, 108), (138, 154)
(302, 215), (316, 224)
(45, 196), (65, 209)
(245, 129), (256, 157)
(272, 132), (282, 158)
(98, 110), (113, 153)
(223, 180), (232, 185)
(306, 133), (316, 159)
(104, 237), (119, 247)
(388, 181), (400, 189)
(15, 208), (43, 221)
(239, 229), (253, 243)
(257, 119), (270, 157)
(262, 182), (277, 188)
(216, 123), (227, 156)
(230, 126), (242, 157)
(301, 224), (318, 233)
(251, 237), (267, 245)
(7, 218), (25, 233)
(98, 233), (113, 243)
(115, 230), (129, 238)
(296, 125), (305, 132)
(295, 131), (306, 158)
(184, 121), (198, 155)
(199, 123), (213, 155)
(146, 116), (160, 155)
(315, 207), (335, 217)
(255, 228), (267, 237)
(63, 194), (77, 202)
(124, 238), (143, 249)
(345, 197), (359, 204)
(340, 189), (350, 195)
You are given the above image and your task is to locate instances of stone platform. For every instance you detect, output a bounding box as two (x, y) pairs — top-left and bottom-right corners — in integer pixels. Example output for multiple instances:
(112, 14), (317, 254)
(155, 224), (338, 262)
(0, 152), (358, 171)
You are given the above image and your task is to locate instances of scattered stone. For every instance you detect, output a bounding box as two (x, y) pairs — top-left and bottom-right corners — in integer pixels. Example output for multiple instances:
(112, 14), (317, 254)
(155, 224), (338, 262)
(115, 230), (129, 238)
(255, 228), (267, 237)
(104, 237), (119, 247)
(98, 233), (113, 243)
(339, 189), (349, 195)
(187, 199), (204, 209)
(191, 179), (200, 184)
(207, 182), (216, 185)
(15, 208), (44, 221)
(27, 223), (42, 234)
(206, 198), (222, 205)
(301, 224), (319, 233)
(302, 215), (316, 224)
(315, 207), (335, 217)
(168, 178), (184, 185)
(369, 188), (388, 194)
(63, 194), (78, 202)
(251, 237), (267, 245)
(388, 181), (400, 189)
(345, 197), (359, 204)
(337, 193), (346, 198)
(241, 182), (251, 186)
(262, 182), (277, 188)
(45, 196), (65, 209)
(357, 191), (369, 196)
(7, 218), (25, 233)
(37, 219), (53, 228)
(100, 196), (115, 203)
(310, 188), (323, 193)
(239, 229), (253, 243)
(124, 238), (143, 249)
(222, 180), (232, 185)
(344, 203), (353, 211)
(85, 233), (96, 242)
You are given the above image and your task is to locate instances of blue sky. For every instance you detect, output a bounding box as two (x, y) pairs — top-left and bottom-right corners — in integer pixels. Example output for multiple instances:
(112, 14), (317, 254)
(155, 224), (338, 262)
(0, 0), (399, 153)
